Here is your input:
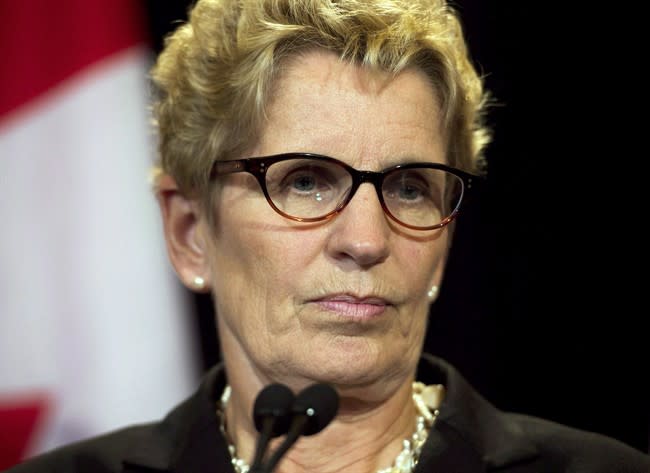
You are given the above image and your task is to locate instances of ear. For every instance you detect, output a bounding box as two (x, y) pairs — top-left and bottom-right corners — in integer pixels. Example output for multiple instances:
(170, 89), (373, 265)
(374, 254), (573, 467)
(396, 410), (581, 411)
(156, 174), (211, 293)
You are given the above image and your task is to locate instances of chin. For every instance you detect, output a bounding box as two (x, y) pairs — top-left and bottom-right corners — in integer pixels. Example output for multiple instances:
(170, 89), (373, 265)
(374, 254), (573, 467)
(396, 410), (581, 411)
(294, 337), (404, 388)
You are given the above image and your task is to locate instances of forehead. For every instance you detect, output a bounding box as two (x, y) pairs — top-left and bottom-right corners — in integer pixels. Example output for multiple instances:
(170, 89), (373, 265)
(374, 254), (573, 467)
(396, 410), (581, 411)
(255, 50), (446, 167)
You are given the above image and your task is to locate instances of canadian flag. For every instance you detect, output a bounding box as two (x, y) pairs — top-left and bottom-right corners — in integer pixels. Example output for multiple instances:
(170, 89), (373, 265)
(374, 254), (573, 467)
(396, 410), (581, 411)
(0, 2), (197, 469)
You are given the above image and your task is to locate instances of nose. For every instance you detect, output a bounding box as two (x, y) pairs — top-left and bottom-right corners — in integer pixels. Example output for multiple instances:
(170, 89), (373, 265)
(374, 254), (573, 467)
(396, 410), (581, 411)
(325, 183), (390, 268)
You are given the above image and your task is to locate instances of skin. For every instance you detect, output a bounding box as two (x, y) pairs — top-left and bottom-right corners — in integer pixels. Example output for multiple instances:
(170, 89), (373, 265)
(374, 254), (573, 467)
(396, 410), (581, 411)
(158, 50), (450, 472)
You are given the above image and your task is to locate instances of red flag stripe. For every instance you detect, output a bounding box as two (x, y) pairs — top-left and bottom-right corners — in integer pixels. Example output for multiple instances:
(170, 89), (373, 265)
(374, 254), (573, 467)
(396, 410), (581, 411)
(0, 0), (147, 118)
(0, 394), (51, 470)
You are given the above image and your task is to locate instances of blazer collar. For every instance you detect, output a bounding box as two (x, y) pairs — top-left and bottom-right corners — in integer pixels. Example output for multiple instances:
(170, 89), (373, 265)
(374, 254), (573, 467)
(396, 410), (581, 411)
(121, 356), (539, 472)
(416, 354), (539, 471)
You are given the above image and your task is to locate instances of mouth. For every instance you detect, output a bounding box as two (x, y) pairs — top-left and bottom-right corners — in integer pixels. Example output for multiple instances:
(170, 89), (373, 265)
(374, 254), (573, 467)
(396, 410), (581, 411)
(310, 294), (390, 321)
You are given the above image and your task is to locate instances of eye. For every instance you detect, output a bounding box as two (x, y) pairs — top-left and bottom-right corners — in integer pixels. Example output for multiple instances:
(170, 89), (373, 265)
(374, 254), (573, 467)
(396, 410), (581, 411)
(288, 172), (318, 193)
(383, 171), (431, 204)
(280, 166), (334, 196)
(397, 182), (426, 201)
(265, 158), (353, 215)
(265, 160), (347, 205)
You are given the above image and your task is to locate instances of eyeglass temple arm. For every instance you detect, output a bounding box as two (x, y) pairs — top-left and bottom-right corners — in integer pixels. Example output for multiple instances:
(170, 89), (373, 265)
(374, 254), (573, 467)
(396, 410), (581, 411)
(211, 160), (247, 178)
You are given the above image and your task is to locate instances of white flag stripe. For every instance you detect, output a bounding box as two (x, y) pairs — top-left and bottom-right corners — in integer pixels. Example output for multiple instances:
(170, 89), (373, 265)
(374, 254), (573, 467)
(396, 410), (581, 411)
(0, 47), (197, 456)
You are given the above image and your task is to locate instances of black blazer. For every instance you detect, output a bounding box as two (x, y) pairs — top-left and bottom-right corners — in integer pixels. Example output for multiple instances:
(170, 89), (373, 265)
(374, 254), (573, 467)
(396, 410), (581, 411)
(5, 354), (650, 472)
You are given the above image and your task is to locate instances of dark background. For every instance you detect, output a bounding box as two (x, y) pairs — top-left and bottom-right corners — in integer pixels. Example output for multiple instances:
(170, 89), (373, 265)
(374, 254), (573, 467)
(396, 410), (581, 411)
(143, 1), (649, 454)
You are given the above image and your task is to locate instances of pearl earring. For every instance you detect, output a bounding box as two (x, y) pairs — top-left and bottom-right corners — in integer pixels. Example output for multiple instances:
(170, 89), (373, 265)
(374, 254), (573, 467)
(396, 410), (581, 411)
(427, 285), (439, 299)
(193, 276), (205, 289)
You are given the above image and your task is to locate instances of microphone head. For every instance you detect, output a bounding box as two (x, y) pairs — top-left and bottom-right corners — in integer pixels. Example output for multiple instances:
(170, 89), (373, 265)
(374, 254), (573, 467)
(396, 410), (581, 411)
(253, 383), (295, 436)
(292, 383), (339, 436)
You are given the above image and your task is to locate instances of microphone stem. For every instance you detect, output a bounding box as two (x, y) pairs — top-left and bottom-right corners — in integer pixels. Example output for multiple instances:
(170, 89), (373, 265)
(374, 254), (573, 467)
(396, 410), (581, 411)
(263, 415), (308, 473)
(250, 417), (274, 470)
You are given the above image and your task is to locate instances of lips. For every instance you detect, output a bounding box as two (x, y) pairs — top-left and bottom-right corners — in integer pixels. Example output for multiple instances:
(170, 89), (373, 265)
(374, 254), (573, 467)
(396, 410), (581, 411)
(312, 294), (389, 320)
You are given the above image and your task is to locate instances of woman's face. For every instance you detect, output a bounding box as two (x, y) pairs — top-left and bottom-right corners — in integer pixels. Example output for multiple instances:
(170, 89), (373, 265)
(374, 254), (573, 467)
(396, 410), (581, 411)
(207, 51), (449, 394)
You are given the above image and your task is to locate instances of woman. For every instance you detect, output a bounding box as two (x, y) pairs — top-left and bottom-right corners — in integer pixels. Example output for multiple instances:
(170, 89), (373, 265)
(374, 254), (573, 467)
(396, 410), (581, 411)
(7, 0), (649, 472)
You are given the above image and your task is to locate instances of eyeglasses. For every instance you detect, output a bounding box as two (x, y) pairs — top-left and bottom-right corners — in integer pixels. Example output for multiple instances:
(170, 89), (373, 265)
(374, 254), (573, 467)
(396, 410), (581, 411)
(210, 153), (477, 230)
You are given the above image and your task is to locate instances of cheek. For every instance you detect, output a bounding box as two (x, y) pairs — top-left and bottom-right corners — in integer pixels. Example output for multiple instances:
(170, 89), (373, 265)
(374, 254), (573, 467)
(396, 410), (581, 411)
(209, 211), (322, 308)
(401, 240), (446, 289)
(211, 232), (273, 303)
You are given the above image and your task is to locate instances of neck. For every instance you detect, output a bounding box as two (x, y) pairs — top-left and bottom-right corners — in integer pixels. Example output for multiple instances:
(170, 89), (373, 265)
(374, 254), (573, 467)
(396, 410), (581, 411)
(226, 380), (417, 473)
(217, 320), (423, 473)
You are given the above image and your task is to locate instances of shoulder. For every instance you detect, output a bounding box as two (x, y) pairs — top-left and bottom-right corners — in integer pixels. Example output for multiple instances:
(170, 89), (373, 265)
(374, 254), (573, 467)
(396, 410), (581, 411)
(4, 424), (156, 473)
(418, 355), (650, 472)
(4, 365), (228, 473)
(504, 412), (650, 472)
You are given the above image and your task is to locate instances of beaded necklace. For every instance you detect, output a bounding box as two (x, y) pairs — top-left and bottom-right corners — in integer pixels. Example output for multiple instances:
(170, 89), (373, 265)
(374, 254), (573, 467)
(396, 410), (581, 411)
(217, 382), (444, 473)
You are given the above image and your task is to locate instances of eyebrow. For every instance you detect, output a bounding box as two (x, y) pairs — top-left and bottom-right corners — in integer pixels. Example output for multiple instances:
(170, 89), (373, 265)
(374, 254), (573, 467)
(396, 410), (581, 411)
(376, 154), (448, 170)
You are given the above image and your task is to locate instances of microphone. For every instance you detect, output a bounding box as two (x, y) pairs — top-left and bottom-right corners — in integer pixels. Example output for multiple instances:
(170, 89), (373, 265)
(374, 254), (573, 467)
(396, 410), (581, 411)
(249, 383), (295, 472)
(263, 383), (339, 473)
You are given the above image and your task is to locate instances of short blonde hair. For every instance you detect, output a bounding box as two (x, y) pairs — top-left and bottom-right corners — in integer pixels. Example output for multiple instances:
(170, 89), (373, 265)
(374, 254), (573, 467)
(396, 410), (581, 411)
(151, 0), (490, 199)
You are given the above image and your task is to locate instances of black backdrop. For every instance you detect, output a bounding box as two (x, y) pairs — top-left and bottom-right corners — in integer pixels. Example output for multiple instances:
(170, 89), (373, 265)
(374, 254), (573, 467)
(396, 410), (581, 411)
(143, 1), (649, 454)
